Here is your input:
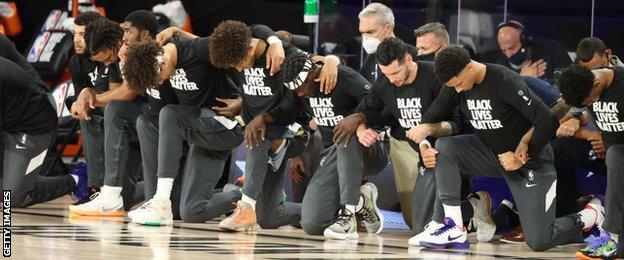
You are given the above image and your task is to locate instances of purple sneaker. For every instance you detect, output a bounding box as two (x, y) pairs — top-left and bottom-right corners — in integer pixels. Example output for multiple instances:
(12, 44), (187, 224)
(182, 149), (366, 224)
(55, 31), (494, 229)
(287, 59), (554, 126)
(420, 217), (470, 249)
(69, 162), (89, 202)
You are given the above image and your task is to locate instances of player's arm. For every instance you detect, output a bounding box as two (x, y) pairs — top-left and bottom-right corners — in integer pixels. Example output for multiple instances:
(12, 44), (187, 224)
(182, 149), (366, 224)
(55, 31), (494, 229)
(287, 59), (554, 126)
(503, 76), (558, 158)
(93, 82), (137, 106)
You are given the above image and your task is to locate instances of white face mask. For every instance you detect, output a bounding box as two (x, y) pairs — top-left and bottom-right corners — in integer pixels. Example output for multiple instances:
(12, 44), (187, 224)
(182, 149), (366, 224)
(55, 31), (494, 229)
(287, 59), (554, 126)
(362, 36), (381, 54)
(362, 25), (388, 54)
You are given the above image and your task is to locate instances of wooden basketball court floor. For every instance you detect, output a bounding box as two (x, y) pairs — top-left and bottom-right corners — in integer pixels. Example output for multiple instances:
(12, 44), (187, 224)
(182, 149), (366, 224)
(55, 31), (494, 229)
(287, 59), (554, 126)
(7, 196), (585, 259)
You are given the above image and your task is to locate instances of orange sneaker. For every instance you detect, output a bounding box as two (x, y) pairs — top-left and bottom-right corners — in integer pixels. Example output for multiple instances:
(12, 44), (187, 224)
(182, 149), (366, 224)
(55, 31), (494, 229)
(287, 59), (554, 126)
(500, 226), (525, 244)
(218, 201), (258, 232)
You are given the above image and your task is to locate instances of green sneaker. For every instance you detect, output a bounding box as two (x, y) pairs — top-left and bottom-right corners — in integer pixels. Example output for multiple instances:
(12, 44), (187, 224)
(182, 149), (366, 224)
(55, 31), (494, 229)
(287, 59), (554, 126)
(323, 206), (358, 240)
(357, 182), (384, 235)
(576, 236), (618, 259)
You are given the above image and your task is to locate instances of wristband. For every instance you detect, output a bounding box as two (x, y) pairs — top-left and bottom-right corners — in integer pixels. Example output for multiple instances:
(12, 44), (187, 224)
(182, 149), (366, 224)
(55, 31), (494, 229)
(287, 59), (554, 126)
(419, 140), (431, 149)
(568, 106), (584, 119)
(266, 36), (281, 45)
(324, 55), (340, 64)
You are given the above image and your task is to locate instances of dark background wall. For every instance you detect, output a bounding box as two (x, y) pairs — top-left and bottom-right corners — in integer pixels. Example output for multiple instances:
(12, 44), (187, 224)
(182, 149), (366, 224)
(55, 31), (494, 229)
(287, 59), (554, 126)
(10, 0), (624, 64)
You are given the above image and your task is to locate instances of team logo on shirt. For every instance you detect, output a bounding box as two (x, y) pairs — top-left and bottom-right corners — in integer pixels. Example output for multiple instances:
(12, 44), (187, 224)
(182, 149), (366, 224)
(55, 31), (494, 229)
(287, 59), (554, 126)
(88, 69), (98, 86)
(243, 68), (273, 96)
(518, 90), (532, 106)
(467, 99), (503, 130)
(396, 98), (422, 128)
(593, 101), (624, 132)
(170, 68), (199, 91)
(146, 88), (161, 100)
(310, 98), (343, 126)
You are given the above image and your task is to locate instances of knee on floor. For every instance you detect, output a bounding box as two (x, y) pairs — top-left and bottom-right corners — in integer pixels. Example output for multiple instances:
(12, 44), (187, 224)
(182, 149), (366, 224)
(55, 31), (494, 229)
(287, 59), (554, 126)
(524, 236), (551, 252)
(256, 214), (281, 230)
(179, 203), (212, 223)
(300, 215), (328, 235)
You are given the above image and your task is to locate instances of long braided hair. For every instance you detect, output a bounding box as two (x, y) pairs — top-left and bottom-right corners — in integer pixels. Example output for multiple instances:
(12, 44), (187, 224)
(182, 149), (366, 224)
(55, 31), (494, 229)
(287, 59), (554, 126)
(280, 52), (318, 91)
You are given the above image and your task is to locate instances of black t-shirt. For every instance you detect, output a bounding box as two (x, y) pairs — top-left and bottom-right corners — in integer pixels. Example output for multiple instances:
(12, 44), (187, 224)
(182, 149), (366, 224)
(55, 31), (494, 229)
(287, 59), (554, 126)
(0, 57), (57, 134)
(69, 55), (122, 94)
(360, 41), (419, 83)
(238, 40), (305, 124)
(422, 63), (557, 157)
(0, 35), (48, 92)
(145, 81), (178, 112)
(169, 37), (237, 108)
(588, 67), (624, 148)
(303, 65), (371, 147)
(357, 61), (460, 148)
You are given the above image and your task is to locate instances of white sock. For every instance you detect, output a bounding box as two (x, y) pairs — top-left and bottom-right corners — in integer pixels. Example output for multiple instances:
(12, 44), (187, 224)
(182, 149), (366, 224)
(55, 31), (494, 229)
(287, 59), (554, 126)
(578, 207), (598, 230)
(241, 193), (257, 211)
(100, 185), (122, 198)
(443, 204), (463, 228)
(70, 174), (79, 186)
(501, 199), (514, 210)
(154, 178), (174, 201)
(345, 204), (356, 214)
(355, 195), (364, 212)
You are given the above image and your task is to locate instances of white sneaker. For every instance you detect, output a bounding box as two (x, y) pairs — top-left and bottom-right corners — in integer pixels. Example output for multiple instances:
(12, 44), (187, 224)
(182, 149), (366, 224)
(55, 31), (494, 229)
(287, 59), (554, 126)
(408, 220), (444, 246)
(419, 217), (469, 249)
(128, 197), (173, 226)
(69, 194), (124, 216)
(467, 191), (496, 242)
(323, 206), (358, 240)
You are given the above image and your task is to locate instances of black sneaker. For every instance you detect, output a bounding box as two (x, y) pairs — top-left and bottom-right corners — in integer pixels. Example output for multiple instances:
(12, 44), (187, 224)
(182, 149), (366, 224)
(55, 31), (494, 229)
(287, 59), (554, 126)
(72, 186), (101, 206)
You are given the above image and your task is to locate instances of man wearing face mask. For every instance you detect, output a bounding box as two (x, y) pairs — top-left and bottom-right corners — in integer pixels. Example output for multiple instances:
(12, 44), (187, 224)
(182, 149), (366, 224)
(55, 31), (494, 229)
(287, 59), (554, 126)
(358, 3), (419, 84)
(414, 22), (449, 61)
(496, 20), (572, 82)
(576, 37), (623, 69)
(358, 2), (421, 228)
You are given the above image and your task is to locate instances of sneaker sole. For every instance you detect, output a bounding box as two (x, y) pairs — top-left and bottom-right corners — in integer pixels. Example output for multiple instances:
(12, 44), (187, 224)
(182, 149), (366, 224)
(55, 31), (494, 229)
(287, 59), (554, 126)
(364, 183), (384, 235)
(133, 220), (173, 226)
(408, 237), (422, 247)
(218, 223), (259, 232)
(131, 217), (173, 226)
(575, 251), (600, 260)
(420, 240), (470, 249)
(499, 238), (525, 244)
(69, 208), (124, 217)
(323, 228), (359, 240)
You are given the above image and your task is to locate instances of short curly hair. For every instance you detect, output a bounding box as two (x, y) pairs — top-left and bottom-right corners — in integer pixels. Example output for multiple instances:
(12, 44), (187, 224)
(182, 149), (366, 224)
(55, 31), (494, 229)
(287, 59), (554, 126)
(434, 46), (471, 83)
(208, 20), (252, 68)
(123, 41), (162, 93)
(85, 19), (123, 56)
(376, 37), (408, 66)
(558, 65), (595, 107)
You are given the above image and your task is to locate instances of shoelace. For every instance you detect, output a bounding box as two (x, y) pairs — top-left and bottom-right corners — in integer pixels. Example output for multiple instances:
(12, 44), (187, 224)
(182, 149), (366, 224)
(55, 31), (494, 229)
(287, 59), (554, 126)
(585, 234), (599, 244)
(359, 205), (377, 222)
(588, 236), (610, 250)
(138, 200), (155, 210)
(335, 210), (353, 226)
(432, 223), (455, 236)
